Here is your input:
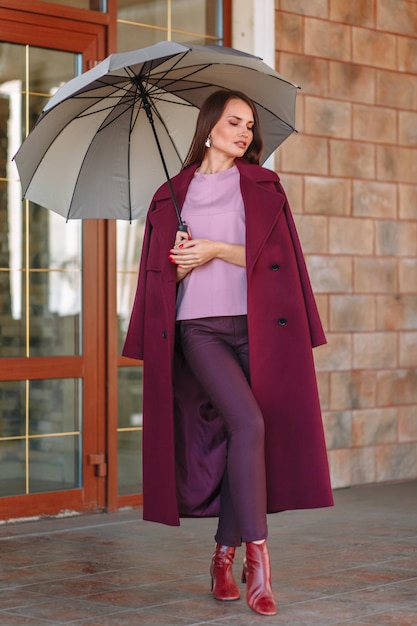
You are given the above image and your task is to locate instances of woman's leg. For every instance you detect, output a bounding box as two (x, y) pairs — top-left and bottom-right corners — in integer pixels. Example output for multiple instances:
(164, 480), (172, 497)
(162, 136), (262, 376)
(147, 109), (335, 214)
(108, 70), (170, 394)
(180, 316), (267, 546)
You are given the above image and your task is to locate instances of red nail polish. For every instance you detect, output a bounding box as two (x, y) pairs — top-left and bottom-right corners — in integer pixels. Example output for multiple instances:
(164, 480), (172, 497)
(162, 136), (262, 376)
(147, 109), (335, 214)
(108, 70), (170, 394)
(179, 244), (184, 248)
(188, 236), (191, 240)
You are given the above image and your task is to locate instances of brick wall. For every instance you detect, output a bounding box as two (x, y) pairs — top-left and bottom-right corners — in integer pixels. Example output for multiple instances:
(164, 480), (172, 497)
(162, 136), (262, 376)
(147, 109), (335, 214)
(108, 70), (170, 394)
(275, 0), (417, 487)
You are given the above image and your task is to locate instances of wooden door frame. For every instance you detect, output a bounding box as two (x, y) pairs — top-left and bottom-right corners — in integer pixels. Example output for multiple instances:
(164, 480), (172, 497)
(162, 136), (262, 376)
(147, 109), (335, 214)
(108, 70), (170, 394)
(0, 5), (109, 519)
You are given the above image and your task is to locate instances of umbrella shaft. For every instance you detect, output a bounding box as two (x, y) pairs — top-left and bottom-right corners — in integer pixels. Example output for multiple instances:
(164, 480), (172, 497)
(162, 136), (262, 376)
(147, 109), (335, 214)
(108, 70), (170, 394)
(136, 78), (185, 228)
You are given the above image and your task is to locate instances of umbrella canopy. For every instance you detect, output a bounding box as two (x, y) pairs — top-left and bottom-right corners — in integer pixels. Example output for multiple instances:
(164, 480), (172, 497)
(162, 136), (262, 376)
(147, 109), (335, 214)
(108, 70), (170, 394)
(14, 41), (298, 221)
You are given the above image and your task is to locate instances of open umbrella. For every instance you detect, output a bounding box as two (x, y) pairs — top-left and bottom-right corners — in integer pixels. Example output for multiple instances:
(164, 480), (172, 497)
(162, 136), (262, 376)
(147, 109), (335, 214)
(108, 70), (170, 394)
(13, 41), (298, 223)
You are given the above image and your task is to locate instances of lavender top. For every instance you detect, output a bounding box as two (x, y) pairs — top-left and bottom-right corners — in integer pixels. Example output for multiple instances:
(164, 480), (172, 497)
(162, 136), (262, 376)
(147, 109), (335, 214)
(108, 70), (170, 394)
(176, 165), (247, 320)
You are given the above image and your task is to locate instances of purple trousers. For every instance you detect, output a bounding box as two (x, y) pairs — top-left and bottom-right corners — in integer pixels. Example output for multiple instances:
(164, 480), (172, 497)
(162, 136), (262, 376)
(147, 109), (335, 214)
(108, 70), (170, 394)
(180, 315), (268, 547)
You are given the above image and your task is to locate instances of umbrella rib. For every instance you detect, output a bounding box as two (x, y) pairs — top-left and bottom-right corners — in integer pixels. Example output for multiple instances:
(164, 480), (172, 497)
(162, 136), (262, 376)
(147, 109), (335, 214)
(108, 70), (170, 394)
(148, 98), (184, 165)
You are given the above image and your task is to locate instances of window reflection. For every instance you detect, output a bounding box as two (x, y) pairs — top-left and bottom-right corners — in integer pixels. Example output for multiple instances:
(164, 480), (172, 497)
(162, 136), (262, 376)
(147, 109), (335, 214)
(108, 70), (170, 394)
(118, 367), (142, 495)
(117, 219), (145, 351)
(0, 42), (82, 357)
(0, 379), (82, 497)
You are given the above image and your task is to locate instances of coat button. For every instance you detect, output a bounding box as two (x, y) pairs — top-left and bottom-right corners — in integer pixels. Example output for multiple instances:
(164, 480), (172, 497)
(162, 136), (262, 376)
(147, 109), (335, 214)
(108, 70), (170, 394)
(278, 318), (287, 326)
(162, 330), (167, 338)
(271, 263), (280, 271)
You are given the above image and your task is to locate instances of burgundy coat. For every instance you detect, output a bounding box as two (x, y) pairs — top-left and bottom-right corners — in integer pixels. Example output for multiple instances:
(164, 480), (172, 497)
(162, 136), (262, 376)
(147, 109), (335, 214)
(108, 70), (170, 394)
(123, 158), (334, 526)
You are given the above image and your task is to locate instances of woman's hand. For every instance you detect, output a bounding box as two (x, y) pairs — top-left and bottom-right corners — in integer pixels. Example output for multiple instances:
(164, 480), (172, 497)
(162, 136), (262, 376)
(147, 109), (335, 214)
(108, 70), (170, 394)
(173, 226), (191, 248)
(169, 239), (245, 271)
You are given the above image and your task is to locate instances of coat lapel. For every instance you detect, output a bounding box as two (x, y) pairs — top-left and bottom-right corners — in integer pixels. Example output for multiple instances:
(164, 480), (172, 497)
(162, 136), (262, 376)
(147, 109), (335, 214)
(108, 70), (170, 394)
(236, 159), (286, 275)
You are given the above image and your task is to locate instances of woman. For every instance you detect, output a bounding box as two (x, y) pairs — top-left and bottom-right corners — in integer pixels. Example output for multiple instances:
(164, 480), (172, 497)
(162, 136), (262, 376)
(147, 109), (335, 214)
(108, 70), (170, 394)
(123, 90), (333, 616)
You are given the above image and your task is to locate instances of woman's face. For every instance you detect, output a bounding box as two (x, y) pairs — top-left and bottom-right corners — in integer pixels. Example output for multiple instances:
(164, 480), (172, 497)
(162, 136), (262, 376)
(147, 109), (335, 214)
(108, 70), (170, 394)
(209, 98), (254, 160)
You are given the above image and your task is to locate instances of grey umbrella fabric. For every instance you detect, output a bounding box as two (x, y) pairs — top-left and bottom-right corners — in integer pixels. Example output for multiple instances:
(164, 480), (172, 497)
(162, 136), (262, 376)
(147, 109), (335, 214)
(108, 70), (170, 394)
(14, 41), (298, 221)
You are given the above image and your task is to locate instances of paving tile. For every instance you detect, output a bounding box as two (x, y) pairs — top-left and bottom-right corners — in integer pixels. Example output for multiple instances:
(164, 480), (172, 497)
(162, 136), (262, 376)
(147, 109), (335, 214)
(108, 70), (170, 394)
(0, 613), (60, 625)
(4, 598), (125, 623)
(70, 609), (196, 625)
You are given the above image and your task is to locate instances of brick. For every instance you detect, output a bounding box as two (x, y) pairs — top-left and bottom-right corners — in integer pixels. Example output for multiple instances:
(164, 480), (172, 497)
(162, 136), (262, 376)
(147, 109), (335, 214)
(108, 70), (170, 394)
(376, 295), (417, 330)
(315, 294), (329, 331)
(278, 173), (303, 212)
(330, 295), (376, 331)
(398, 405), (417, 442)
(280, 134), (328, 175)
(329, 216), (374, 255)
(314, 333), (352, 371)
(294, 215), (328, 253)
(305, 97), (351, 138)
(353, 181), (397, 219)
(399, 184), (417, 220)
(376, 70), (416, 109)
(307, 255), (353, 293)
(364, 256), (402, 293)
(279, 53), (329, 96)
(305, 176), (351, 216)
(305, 19), (351, 61)
(352, 27), (397, 70)
(330, 0), (375, 27)
(377, 0), (417, 36)
(276, 12), (303, 54)
(399, 332), (417, 367)
(280, 0), (328, 17)
(399, 259), (417, 293)
(330, 61), (376, 104)
(328, 449), (352, 488)
(330, 140), (375, 179)
(317, 370), (330, 410)
(377, 368), (417, 406)
(352, 408), (397, 446)
(330, 370), (377, 410)
(399, 111), (417, 147)
(377, 146), (417, 184)
(353, 331), (397, 369)
(350, 447), (377, 484)
(375, 442), (417, 481)
(353, 104), (396, 144)
(294, 91), (305, 133)
(322, 411), (352, 449)
(375, 221), (417, 256)
(398, 36), (417, 73)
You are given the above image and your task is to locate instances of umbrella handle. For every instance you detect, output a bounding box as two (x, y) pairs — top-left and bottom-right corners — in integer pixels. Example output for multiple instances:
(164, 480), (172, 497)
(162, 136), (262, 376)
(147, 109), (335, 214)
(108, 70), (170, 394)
(178, 223), (188, 232)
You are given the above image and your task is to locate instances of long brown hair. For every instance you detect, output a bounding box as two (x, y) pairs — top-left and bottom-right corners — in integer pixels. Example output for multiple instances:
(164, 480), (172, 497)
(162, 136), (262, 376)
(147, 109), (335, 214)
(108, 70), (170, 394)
(182, 90), (263, 169)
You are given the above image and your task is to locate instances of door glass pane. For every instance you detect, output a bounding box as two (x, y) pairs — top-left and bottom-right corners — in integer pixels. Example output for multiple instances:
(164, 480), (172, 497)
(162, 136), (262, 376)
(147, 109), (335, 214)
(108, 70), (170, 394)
(0, 379), (82, 497)
(171, 0), (222, 39)
(117, 220), (145, 353)
(115, 0), (226, 499)
(118, 367), (142, 495)
(0, 41), (83, 501)
(117, 0), (224, 52)
(0, 42), (82, 357)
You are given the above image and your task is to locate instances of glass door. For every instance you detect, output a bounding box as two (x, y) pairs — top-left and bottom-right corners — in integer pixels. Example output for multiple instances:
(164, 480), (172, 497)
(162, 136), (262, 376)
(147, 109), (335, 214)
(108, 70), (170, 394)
(0, 8), (107, 519)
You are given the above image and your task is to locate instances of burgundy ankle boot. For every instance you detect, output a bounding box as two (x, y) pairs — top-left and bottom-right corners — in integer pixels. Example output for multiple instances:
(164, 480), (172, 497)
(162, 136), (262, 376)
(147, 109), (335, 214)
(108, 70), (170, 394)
(242, 541), (277, 615)
(210, 544), (240, 601)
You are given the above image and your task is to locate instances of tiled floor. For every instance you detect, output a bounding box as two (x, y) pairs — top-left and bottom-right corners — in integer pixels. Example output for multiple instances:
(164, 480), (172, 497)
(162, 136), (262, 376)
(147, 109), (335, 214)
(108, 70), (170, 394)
(0, 481), (416, 625)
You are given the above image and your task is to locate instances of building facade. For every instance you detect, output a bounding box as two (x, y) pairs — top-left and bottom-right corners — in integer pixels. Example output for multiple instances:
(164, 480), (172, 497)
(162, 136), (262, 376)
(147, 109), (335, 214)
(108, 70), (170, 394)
(0, 0), (416, 520)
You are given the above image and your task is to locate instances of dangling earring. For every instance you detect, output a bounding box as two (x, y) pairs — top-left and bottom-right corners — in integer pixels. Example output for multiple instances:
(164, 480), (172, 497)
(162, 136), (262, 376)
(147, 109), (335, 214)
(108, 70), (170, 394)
(205, 136), (211, 148)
